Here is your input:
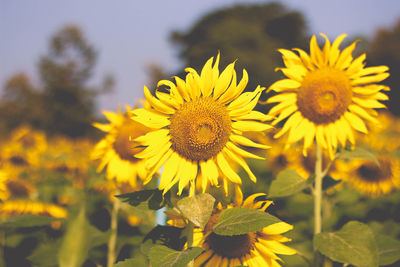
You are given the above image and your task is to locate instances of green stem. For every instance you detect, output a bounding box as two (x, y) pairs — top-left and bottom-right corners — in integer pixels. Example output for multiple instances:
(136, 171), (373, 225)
(107, 189), (121, 267)
(314, 143), (323, 235)
(313, 143), (323, 266)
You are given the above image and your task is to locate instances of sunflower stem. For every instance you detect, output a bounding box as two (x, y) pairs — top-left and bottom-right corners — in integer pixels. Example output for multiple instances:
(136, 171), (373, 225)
(187, 184), (195, 267)
(107, 188), (120, 267)
(313, 143), (323, 266)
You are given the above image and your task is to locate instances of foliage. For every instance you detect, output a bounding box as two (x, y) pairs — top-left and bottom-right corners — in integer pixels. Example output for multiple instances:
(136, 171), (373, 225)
(170, 2), (308, 94)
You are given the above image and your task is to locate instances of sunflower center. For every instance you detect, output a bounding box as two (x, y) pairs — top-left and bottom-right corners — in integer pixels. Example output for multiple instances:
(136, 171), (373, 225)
(113, 119), (149, 162)
(297, 68), (352, 124)
(357, 159), (392, 182)
(169, 97), (231, 161)
(204, 211), (255, 258)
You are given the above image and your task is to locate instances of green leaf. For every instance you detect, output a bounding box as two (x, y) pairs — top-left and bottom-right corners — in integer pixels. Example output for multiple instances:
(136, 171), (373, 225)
(114, 258), (147, 267)
(337, 147), (379, 166)
(212, 207), (281, 236)
(376, 234), (400, 266)
(177, 193), (215, 229)
(0, 214), (64, 228)
(58, 206), (91, 267)
(28, 240), (60, 267)
(116, 189), (166, 210)
(268, 169), (312, 198)
(148, 245), (203, 267)
(314, 221), (378, 267)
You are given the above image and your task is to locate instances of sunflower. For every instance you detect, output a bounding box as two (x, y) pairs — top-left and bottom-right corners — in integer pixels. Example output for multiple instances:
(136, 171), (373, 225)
(336, 155), (400, 197)
(0, 200), (67, 228)
(0, 170), (9, 201)
(92, 106), (152, 187)
(193, 194), (296, 266)
(266, 34), (390, 158)
(131, 54), (272, 195)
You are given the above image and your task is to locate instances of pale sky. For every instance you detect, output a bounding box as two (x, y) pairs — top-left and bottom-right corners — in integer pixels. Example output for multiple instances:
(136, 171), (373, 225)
(1, 0), (399, 112)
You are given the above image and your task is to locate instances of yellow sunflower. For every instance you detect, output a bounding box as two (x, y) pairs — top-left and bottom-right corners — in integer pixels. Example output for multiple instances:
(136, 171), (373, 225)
(193, 194), (296, 266)
(0, 200), (67, 228)
(0, 170), (9, 201)
(92, 106), (151, 187)
(267, 34), (390, 158)
(131, 54), (272, 195)
(336, 155), (400, 197)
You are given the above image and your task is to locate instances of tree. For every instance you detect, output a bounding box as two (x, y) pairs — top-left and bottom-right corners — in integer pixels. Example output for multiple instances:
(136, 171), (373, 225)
(368, 19), (400, 116)
(38, 25), (99, 137)
(170, 2), (309, 94)
(0, 73), (46, 132)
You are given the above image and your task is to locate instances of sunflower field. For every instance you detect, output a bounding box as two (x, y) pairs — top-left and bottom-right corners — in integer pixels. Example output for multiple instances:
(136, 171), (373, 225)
(1, 29), (400, 267)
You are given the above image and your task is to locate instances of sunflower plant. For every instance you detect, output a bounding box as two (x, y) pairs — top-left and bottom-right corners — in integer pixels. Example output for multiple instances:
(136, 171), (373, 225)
(263, 33), (400, 267)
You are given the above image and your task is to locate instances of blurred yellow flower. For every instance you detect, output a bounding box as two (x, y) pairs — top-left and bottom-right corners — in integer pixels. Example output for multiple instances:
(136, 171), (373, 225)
(193, 194), (296, 266)
(92, 106), (151, 187)
(131, 54), (272, 195)
(0, 200), (67, 218)
(267, 34), (390, 158)
(337, 155), (400, 197)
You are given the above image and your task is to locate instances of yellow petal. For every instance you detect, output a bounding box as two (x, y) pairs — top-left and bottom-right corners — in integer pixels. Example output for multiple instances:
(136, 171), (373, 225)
(131, 108), (170, 128)
(159, 152), (181, 189)
(200, 159), (219, 186)
(223, 147), (257, 182)
(232, 120), (273, 132)
(213, 62), (235, 99)
(230, 134), (270, 149)
(329, 34), (347, 66)
(263, 221), (293, 235)
(266, 92), (297, 104)
(228, 86), (264, 117)
(144, 86), (175, 114)
(200, 56), (215, 97)
(233, 111), (274, 121)
(268, 79), (301, 92)
(226, 141), (264, 160)
(310, 35), (323, 67)
(216, 153), (242, 184)
(274, 111), (302, 139)
(344, 112), (368, 133)
(351, 72), (390, 86)
(348, 104), (379, 124)
(352, 97), (386, 109)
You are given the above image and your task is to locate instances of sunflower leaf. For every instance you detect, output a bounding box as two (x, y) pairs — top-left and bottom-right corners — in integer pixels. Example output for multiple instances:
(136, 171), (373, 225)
(58, 206), (91, 267)
(212, 207), (281, 236)
(116, 189), (166, 210)
(376, 234), (400, 266)
(148, 245), (203, 267)
(177, 193), (215, 229)
(314, 221), (379, 267)
(0, 214), (64, 228)
(336, 147), (379, 166)
(268, 169), (312, 198)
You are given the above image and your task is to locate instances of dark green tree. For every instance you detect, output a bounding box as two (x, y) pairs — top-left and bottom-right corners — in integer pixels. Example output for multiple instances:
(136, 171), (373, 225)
(0, 73), (46, 133)
(368, 19), (400, 116)
(38, 25), (99, 137)
(170, 2), (309, 93)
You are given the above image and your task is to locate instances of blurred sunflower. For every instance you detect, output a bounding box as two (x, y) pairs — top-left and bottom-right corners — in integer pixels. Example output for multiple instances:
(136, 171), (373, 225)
(357, 111), (400, 153)
(0, 200), (67, 228)
(0, 170), (9, 201)
(92, 106), (151, 187)
(1, 125), (47, 173)
(131, 54), (272, 195)
(193, 194), (296, 266)
(337, 155), (400, 197)
(0, 200), (67, 218)
(266, 34), (390, 158)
